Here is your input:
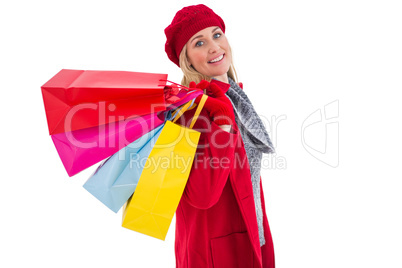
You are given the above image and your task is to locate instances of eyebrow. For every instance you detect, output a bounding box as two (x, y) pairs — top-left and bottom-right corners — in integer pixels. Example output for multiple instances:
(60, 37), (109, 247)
(190, 27), (221, 44)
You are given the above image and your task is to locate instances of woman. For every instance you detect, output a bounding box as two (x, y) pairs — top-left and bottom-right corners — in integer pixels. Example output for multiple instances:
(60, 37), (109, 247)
(164, 4), (276, 268)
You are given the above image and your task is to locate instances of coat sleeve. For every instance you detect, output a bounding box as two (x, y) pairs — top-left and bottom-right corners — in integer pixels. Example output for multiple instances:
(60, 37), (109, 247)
(181, 109), (240, 209)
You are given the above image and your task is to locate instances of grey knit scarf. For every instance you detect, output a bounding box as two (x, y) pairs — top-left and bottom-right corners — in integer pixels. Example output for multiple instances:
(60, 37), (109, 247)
(225, 78), (275, 246)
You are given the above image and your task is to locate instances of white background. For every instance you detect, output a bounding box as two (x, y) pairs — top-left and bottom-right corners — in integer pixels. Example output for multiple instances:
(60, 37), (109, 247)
(1, 0), (401, 267)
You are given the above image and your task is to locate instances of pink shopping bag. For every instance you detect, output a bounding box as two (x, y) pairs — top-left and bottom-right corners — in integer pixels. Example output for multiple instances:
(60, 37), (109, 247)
(52, 112), (164, 177)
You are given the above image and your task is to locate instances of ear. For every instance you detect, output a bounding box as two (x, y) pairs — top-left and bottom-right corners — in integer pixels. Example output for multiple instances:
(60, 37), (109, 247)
(186, 56), (192, 66)
(186, 51), (194, 67)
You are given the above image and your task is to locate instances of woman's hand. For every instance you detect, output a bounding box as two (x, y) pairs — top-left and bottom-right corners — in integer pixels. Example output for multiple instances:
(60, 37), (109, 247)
(190, 80), (231, 105)
(189, 80), (235, 130)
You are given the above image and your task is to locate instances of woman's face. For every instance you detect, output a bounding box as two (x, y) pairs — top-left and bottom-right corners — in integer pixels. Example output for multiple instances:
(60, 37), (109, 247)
(185, 26), (232, 81)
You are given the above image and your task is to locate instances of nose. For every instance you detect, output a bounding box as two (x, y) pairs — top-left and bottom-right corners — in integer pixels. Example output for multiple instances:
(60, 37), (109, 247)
(208, 41), (220, 54)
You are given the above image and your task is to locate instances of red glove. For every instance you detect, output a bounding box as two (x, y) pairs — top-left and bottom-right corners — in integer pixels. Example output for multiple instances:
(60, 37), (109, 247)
(205, 82), (232, 107)
(189, 80), (235, 126)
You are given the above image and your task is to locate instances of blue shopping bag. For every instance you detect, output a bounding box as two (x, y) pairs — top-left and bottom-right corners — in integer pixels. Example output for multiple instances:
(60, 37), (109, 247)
(83, 124), (164, 213)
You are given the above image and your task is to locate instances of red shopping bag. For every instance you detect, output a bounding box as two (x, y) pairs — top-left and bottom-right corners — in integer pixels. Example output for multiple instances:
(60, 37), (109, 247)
(41, 69), (167, 135)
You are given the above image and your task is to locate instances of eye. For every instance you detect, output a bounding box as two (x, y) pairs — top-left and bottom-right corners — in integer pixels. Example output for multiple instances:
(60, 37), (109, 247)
(213, 32), (222, 39)
(195, 40), (204, 47)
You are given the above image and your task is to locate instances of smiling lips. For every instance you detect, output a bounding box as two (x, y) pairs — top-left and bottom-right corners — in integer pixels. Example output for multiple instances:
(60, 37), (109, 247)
(208, 53), (225, 63)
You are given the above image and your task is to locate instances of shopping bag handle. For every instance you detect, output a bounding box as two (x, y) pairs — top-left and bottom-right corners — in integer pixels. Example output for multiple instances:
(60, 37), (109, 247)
(171, 99), (196, 122)
(171, 94), (208, 129)
(159, 79), (192, 91)
(189, 94), (207, 129)
(159, 79), (204, 110)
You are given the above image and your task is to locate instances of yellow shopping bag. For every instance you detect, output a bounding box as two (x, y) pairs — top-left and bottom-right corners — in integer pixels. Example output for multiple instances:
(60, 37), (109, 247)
(122, 95), (208, 240)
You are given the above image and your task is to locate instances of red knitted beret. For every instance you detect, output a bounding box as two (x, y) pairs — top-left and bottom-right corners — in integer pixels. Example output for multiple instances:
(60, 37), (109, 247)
(164, 4), (226, 67)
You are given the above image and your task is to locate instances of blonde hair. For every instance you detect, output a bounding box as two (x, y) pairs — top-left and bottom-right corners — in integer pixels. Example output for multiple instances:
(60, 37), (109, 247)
(179, 43), (238, 87)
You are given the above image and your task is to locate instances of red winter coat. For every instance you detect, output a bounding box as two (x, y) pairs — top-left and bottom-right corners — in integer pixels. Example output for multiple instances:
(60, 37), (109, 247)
(174, 80), (275, 268)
